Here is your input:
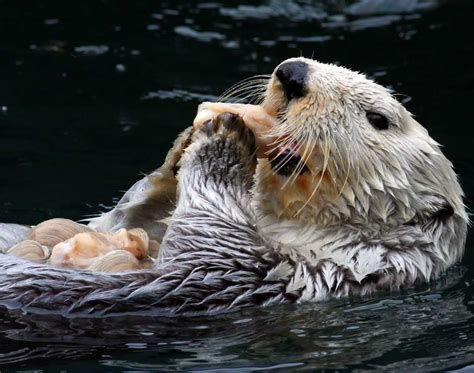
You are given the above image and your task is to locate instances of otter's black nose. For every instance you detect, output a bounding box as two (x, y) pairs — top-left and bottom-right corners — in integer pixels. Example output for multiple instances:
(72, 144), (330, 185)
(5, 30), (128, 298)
(275, 61), (308, 101)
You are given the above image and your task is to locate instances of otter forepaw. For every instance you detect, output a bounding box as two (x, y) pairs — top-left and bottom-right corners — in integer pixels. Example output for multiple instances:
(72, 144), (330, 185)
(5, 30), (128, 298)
(181, 112), (257, 186)
(194, 112), (256, 156)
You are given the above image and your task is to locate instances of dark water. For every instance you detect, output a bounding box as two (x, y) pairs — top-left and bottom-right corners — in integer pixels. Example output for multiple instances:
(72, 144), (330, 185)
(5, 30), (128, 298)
(0, 0), (473, 371)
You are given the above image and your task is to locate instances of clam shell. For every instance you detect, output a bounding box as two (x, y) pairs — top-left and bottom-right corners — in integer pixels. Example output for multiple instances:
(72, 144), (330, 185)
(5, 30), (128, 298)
(113, 228), (149, 259)
(87, 250), (141, 273)
(7, 240), (50, 263)
(29, 218), (93, 248)
(127, 228), (149, 250)
(50, 232), (111, 269)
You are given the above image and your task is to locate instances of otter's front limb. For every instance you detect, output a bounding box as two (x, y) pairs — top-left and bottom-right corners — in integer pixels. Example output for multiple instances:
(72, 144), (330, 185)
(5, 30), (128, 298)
(157, 114), (262, 261)
(88, 127), (193, 242)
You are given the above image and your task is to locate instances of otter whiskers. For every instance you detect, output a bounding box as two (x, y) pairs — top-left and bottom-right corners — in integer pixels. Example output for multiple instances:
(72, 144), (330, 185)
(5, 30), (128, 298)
(218, 74), (270, 105)
(294, 128), (331, 217)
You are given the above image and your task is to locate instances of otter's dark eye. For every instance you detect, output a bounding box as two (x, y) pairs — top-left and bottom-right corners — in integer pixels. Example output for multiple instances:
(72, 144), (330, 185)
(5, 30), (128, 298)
(367, 112), (389, 130)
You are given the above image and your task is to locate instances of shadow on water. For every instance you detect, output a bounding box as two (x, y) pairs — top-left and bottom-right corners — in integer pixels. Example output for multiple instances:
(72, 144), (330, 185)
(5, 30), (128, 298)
(0, 0), (473, 370)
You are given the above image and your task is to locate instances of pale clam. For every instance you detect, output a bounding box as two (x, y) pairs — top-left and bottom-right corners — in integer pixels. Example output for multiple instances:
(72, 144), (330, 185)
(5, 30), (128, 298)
(29, 218), (94, 248)
(49, 228), (153, 270)
(50, 232), (109, 269)
(87, 250), (141, 272)
(10, 217), (157, 271)
(6, 240), (50, 263)
(114, 228), (149, 259)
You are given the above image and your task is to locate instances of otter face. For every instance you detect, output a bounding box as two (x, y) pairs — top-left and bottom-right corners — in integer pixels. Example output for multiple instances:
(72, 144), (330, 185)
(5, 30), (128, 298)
(255, 57), (467, 233)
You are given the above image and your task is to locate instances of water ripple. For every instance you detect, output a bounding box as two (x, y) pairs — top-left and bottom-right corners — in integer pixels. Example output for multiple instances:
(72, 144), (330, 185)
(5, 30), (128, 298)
(142, 89), (218, 103)
(74, 45), (110, 56)
(220, 0), (327, 22)
(174, 26), (225, 43)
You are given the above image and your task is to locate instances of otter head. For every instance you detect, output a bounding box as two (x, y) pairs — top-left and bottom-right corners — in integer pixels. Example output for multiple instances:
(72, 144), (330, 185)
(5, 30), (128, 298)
(253, 57), (467, 255)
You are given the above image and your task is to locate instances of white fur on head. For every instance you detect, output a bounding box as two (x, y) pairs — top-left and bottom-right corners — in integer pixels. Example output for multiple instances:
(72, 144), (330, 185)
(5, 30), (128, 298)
(254, 57), (468, 279)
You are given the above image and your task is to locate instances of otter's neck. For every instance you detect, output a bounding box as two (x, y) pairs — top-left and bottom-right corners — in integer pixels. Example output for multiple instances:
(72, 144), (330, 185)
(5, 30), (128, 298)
(251, 157), (435, 232)
(251, 160), (418, 262)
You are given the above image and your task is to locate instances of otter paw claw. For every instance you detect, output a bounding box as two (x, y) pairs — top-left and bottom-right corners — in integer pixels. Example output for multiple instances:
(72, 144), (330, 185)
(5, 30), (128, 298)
(197, 112), (256, 152)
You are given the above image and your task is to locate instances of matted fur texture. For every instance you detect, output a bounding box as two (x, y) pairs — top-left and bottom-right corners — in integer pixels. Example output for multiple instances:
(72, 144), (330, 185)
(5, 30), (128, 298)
(0, 58), (468, 316)
(252, 58), (468, 299)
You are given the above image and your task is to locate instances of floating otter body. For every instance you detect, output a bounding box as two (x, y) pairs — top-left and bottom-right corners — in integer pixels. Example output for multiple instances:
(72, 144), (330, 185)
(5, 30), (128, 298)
(0, 58), (467, 316)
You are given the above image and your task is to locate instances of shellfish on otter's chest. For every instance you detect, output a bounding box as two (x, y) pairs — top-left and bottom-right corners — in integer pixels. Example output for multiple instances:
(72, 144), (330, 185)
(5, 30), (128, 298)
(3, 218), (159, 272)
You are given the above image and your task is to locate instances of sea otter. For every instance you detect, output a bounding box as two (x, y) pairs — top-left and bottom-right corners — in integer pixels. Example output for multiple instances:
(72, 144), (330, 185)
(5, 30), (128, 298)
(0, 58), (467, 315)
